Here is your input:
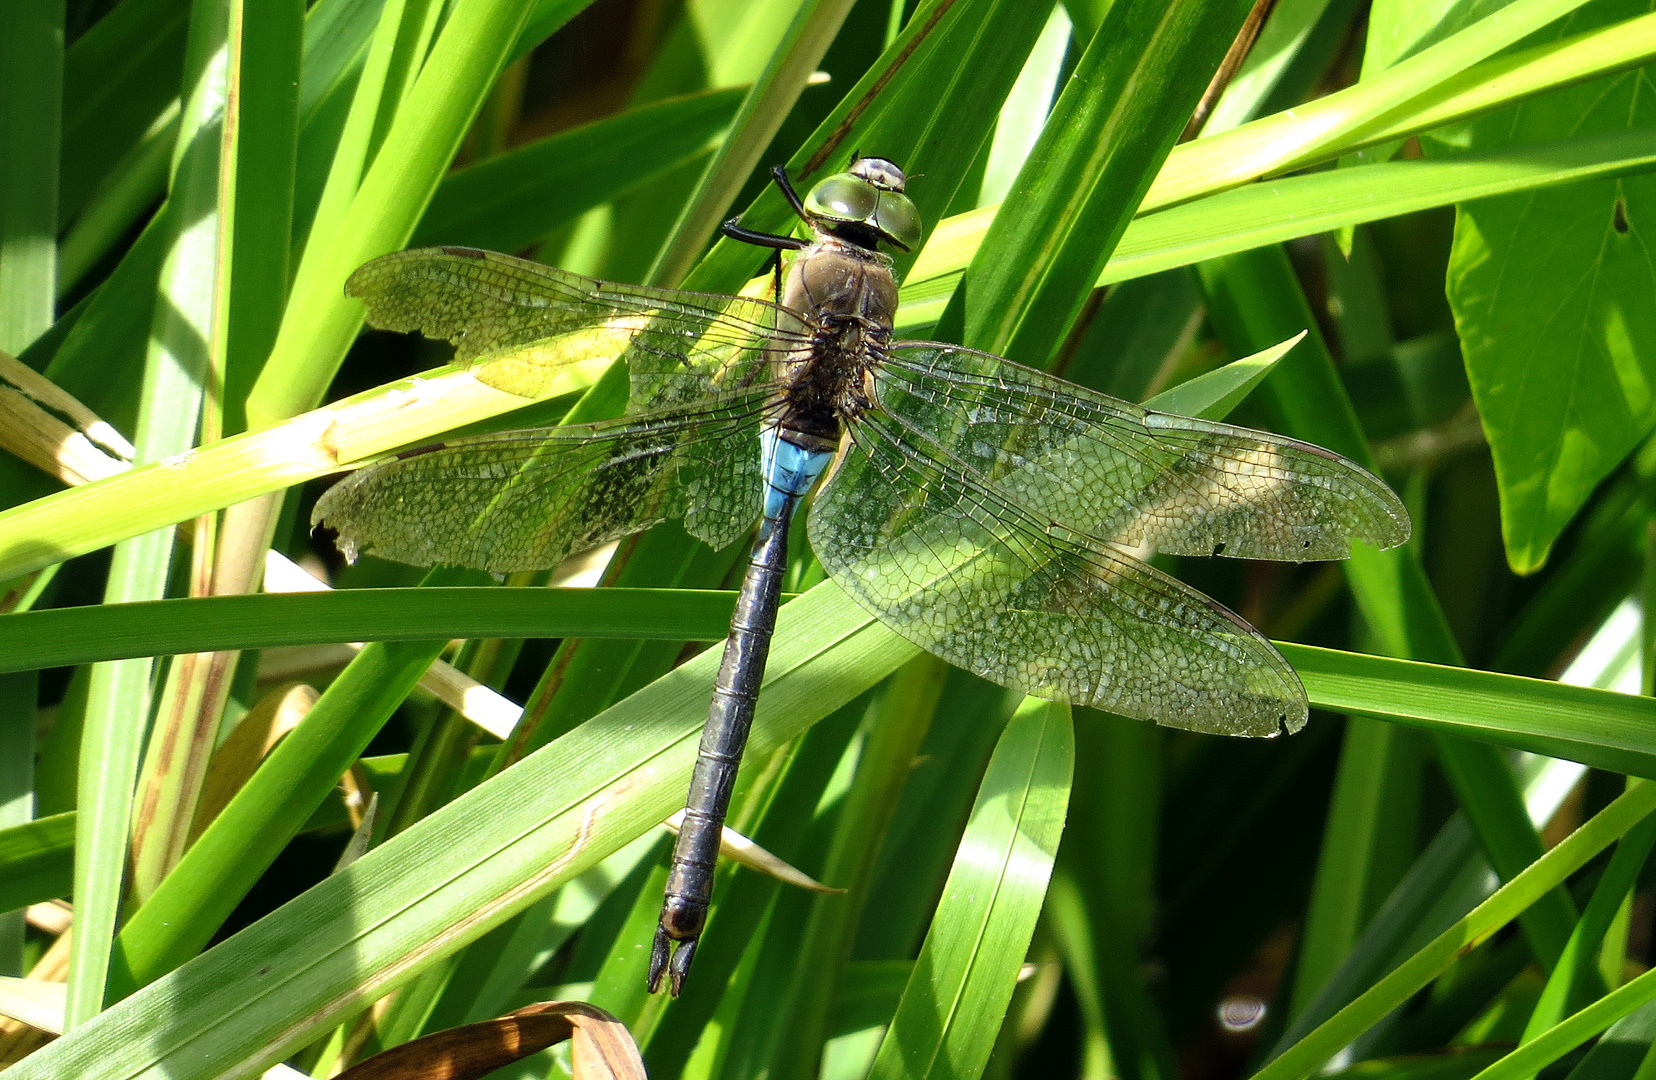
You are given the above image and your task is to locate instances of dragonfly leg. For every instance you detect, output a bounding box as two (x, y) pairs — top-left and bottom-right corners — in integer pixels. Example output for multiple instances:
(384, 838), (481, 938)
(770, 164), (810, 222)
(720, 218), (805, 251)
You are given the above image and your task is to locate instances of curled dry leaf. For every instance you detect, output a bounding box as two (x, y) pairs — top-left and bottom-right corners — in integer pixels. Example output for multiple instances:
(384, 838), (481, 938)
(331, 1001), (645, 1080)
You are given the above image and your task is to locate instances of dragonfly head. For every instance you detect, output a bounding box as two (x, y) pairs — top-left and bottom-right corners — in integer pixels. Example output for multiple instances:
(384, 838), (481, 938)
(803, 156), (922, 253)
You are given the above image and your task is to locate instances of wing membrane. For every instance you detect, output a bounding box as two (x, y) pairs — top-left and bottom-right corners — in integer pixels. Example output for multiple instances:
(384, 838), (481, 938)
(876, 343), (1409, 561)
(346, 247), (806, 409)
(811, 411), (1307, 736)
(313, 397), (767, 573)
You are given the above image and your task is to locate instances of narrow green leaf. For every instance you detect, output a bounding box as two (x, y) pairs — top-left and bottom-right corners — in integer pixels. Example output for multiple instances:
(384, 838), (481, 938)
(1285, 643), (1656, 781)
(0, 812), (73, 914)
(1290, 717), (1415, 1023)
(412, 87), (747, 252)
(0, 671), (39, 974)
(67, 0), (236, 1022)
(1200, 244), (1582, 983)
(899, 128), (1656, 330)
(0, 0), (63, 355)
(1254, 781), (1656, 1080)
(1271, 757), (1587, 1058)
(648, 0), (859, 286)
(5, 583), (918, 1080)
(767, 656), (947, 1077)
(59, 0), (185, 227)
(1470, 966), (1656, 1080)
(248, 0), (538, 426)
(954, 0), (1252, 367)
(866, 697), (1073, 1080)
(111, 630), (455, 998)
(1520, 808), (1656, 1041)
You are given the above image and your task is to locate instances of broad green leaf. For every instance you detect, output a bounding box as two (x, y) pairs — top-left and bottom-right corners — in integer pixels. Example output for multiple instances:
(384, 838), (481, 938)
(1439, 1), (1656, 572)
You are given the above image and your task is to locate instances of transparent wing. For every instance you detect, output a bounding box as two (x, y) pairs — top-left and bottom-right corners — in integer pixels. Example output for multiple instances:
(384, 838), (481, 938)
(312, 397), (768, 573)
(346, 247), (806, 410)
(810, 410), (1307, 737)
(876, 343), (1409, 561)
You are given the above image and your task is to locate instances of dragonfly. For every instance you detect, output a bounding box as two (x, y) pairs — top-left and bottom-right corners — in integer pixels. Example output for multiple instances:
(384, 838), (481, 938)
(313, 156), (1409, 995)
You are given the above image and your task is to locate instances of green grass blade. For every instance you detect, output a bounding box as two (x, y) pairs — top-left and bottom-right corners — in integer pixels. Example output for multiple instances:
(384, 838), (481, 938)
(6, 598), (1653, 788)
(682, 0), (1056, 295)
(65, 0), (236, 1023)
(1053, 710), (1178, 1080)
(894, 10), (1656, 328)
(1199, 244), (1585, 980)
(766, 656), (948, 1076)
(0, 671), (38, 974)
(0, 811), (73, 914)
(954, 0), (1253, 367)
(0, 0), (62, 357)
(1152, 0), (1605, 211)
(59, 0), (184, 229)
(866, 697), (1073, 1080)
(1520, 809), (1656, 1043)
(648, 0), (858, 287)
(1470, 966), (1656, 1080)
(112, 633), (455, 997)
(1252, 781), (1656, 1080)
(128, 0), (304, 912)
(1285, 644), (1656, 779)
(1289, 716), (1412, 1023)
(1202, 0), (1337, 133)
(3, 583), (917, 1080)
(898, 127), (1656, 330)
(412, 87), (746, 252)
(248, 0), (538, 426)
(0, 363), (562, 583)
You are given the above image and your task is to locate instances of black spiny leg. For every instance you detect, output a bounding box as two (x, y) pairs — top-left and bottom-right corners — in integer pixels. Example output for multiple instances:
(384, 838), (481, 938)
(720, 219), (805, 251)
(716, 163), (816, 258)
(770, 164), (809, 223)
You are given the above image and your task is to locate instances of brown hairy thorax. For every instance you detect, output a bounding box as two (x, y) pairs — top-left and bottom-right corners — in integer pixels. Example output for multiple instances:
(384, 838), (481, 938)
(774, 235), (897, 449)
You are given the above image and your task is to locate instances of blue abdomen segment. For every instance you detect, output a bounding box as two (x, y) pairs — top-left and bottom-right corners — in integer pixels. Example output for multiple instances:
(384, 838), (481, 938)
(760, 426), (833, 522)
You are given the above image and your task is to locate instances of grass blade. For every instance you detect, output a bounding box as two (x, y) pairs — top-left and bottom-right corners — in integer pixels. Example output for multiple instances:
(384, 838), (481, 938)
(866, 697), (1073, 1080)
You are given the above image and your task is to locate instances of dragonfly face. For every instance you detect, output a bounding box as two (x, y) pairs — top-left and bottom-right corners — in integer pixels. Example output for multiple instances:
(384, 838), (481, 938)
(313, 156), (1410, 996)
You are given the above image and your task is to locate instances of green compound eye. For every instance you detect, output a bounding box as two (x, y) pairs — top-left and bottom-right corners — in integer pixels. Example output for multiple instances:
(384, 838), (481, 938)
(872, 191), (921, 252)
(804, 172), (924, 251)
(805, 174), (879, 223)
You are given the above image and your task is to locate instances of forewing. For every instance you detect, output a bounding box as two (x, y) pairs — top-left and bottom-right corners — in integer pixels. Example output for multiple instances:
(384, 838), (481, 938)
(876, 343), (1409, 561)
(312, 398), (764, 574)
(810, 412), (1307, 737)
(346, 247), (805, 410)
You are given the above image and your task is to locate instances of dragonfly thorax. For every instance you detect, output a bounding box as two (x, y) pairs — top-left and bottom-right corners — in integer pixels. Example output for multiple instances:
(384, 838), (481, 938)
(774, 235), (896, 451)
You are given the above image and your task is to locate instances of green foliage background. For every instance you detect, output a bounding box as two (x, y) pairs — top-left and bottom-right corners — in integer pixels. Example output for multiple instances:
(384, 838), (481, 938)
(3, 0), (1656, 1078)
